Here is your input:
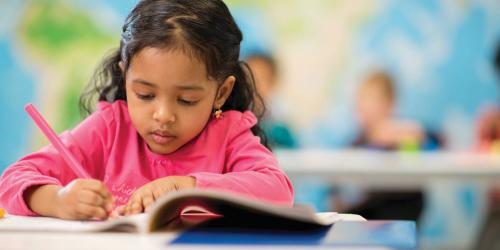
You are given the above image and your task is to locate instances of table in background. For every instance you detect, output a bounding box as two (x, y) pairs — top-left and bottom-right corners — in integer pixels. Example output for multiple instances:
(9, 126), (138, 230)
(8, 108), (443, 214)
(276, 149), (500, 250)
(276, 149), (500, 188)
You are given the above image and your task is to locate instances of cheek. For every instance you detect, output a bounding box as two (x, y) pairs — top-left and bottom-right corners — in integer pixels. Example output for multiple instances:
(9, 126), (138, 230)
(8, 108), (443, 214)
(359, 97), (386, 114)
(356, 99), (372, 117)
(127, 99), (151, 131)
(179, 105), (212, 135)
(190, 106), (212, 125)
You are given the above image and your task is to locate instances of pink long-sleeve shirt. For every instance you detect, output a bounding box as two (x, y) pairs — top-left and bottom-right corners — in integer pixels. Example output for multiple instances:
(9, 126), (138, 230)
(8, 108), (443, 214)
(0, 100), (294, 216)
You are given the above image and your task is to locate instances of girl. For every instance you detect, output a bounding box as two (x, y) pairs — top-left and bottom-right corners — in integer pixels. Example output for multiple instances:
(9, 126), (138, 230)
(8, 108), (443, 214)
(0, 0), (294, 220)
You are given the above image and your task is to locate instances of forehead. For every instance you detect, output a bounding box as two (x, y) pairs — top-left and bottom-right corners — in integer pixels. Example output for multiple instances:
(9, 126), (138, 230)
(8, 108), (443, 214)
(127, 47), (211, 88)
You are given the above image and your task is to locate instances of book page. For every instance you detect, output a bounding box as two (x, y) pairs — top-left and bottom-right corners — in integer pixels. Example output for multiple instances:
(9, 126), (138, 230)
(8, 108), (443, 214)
(315, 212), (366, 224)
(0, 213), (148, 233)
(148, 190), (362, 231)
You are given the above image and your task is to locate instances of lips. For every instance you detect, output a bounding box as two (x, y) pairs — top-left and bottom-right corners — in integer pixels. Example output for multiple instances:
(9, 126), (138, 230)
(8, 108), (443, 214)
(151, 130), (175, 145)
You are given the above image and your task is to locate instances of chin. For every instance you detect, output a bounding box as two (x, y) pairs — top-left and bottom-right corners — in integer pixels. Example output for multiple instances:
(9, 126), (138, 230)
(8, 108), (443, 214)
(154, 147), (177, 155)
(148, 143), (179, 155)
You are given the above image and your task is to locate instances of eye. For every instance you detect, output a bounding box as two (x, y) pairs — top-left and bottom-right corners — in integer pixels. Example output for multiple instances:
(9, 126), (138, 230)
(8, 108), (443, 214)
(178, 99), (198, 106)
(135, 93), (155, 101)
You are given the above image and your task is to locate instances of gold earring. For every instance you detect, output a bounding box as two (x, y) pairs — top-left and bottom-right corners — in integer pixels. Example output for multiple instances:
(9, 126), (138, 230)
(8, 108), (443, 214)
(214, 107), (222, 119)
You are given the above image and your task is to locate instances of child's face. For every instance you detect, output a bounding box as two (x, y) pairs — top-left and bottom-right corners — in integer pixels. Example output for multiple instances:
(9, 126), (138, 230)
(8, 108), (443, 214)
(124, 47), (228, 154)
(355, 84), (393, 128)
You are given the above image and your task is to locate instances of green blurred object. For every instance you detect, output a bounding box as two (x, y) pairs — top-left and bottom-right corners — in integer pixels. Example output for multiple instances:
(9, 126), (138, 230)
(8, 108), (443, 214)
(18, 0), (117, 133)
(262, 121), (298, 149)
(398, 138), (420, 153)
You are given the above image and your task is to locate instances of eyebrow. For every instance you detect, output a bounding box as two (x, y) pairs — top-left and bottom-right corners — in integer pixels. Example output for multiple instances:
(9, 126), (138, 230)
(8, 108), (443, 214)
(132, 78), (205, 91)
(132, 79), (157, 88)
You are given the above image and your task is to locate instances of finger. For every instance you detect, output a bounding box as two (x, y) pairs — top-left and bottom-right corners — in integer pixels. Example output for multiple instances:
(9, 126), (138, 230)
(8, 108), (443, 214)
(130, 196), (144, 214)
(114, 205), (126, 215)
(122, 203), (130, 216)
(152, 183), (174, 200)
(109, 208), (121, 219)
(122, 197), (136, 216)
(123, 195), (134, 216)
(81, 180), (115, 210)
(124, 194), (144, 215)
(78, 189), (104, 206)
(151, 187), (163, 200)
(82, 180), (113, 202)
(75, 203), (108, 220)
(142, 192), (155, 212)
(122, 194), (135, 215)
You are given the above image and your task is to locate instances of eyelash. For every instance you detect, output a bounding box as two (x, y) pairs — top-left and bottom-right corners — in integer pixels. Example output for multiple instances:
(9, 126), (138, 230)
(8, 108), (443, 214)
(178, 99), (197, 106)
(135, 93), (198, 106)
(135, 93), (154, 101)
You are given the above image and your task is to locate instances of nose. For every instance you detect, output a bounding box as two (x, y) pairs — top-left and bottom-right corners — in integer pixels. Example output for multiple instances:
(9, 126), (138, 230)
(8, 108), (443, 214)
(153, 103), (176, 124)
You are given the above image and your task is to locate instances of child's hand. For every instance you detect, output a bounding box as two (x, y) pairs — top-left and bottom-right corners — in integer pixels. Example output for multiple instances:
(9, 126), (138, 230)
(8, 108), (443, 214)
(119, 176), (196, 216)
(55, 179), (114, 220)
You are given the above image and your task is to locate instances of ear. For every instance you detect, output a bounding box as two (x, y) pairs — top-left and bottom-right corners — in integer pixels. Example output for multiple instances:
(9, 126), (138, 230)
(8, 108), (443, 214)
(214, 76), (236, 109)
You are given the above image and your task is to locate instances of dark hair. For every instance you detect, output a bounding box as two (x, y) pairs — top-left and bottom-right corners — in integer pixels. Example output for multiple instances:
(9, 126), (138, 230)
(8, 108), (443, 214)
(80, 0), (268, 148)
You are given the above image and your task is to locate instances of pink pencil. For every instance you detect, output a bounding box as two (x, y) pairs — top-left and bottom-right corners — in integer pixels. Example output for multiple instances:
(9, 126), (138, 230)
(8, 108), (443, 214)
(25, 103), (91, 179)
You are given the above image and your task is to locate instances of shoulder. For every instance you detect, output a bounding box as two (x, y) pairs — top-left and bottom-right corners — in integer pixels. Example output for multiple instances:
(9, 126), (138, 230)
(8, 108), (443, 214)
(209, 110), (257, 136)
(96, 99), (128, 116)
(72, 100), (132, 138)
(95, 100), (131, 125)
(224, 110), (258, 127)
(195, 110), (258, 148)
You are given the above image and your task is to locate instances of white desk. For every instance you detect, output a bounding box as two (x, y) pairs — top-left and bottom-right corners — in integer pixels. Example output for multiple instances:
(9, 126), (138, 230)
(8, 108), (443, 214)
(0, 213), (406, 250)
(276, 149), (500, 188)
(0, 232), (395, 250)
(0, 231), (394, 250)
(0, 232), (172, 250)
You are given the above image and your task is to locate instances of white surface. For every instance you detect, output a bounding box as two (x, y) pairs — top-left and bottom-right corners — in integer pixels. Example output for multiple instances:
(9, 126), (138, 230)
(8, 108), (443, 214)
(0, 232), (174, 250)
(277, 149), (500, 187)
(0, 214), (382, 250)
(0, 231), (393, 250)
(0, 233), (393, 250)
(0, 212), (365, 233)
(276, 149), (496, 249)
(0, 213), (147, 232)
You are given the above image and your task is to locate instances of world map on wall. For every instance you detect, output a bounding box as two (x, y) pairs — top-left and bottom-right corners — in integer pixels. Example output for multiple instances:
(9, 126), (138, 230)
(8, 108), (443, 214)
(1, 0), (499, 170)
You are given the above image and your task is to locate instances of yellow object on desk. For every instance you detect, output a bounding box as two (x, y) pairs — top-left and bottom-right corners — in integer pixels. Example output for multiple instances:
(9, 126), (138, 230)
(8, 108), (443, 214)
(0, 208), (5, 218)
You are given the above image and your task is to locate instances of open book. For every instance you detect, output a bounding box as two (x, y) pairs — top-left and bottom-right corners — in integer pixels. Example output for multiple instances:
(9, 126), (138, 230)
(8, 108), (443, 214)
(0, 189), (364, 233)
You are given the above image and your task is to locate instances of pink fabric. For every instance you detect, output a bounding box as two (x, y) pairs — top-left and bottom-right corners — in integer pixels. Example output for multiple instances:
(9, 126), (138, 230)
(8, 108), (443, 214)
(0, 101), (294, 216)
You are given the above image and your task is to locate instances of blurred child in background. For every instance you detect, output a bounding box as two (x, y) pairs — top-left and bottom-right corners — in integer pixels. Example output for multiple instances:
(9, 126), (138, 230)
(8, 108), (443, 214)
(475, 44), (500, 153)
(343, 71), (442, 222)
(475, 108), (500, 153)
(245, 53), (298, 149)
(352, 71), (440, 150)
(475, 42), (500, 250)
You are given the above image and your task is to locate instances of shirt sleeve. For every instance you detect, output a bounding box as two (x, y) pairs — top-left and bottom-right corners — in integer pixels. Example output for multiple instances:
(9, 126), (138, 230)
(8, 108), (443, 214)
(0, 103), (116, 215)
(189, 111), (294, 206)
